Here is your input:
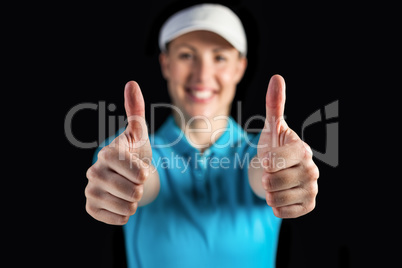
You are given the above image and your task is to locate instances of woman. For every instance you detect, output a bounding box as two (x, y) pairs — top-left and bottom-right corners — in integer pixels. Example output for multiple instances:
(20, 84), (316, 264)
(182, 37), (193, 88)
(85, 4), (319, 267)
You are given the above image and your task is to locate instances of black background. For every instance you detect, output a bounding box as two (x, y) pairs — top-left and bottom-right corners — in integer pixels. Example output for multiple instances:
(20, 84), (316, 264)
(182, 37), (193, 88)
(20, 0), (395, 267)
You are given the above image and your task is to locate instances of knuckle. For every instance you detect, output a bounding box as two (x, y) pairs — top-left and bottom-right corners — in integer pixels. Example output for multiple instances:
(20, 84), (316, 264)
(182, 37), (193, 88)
(305, 181), (318, 197)
(132, 166), (148, 184)
(135, 170), (145, 183)
(303, 199), (316, 214)
(98, 146), (113, 162)
(262, 174), (274, 191)
(119, 200), (138, 216)
(302, 150), (312, 162)
(85, 202), (92, 214)
(85, 201), (98, 217)
(130, 185), (144, 202)
(84, 184), (98, 199)
(301, 182), (318, 208)
(131, 202), (139, 214)
(264, 164), (277, 173)
(118, 215), (130, 225)
(124, 202), (138, 216)
(269, 193), (278, 206)
(266, 192), (284, 207)
(97, 147), (107, 161)
(301, 142), (313, 161)
(272, 207), (285, 218)
(306, 163), (319, 181)
(266, 192), (273, 206)
(309, 200), (316, 212)
(272, 206), (294, 219)
(311, 182), (319, 196)
(313, 165), (320, 180)
(137, 167), (149, 183)
(84, 184), (91, 198)
(86, 166), (97, 181)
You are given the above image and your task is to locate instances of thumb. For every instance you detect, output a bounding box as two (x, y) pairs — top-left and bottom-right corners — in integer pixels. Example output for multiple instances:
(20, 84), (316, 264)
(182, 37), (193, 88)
(123, 81), (148, 148)
(262, 75), (287, 148)
(265, 74), (286, 123)
(124, 81), (145, 119)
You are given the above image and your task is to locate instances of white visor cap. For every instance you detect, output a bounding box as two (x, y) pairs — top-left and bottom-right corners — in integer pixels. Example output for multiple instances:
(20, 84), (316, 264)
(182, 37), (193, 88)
(159, 4), (247, 56)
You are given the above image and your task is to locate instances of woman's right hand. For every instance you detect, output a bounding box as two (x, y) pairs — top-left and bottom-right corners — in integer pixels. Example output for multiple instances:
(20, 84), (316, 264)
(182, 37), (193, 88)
(85, 81), (159, 225)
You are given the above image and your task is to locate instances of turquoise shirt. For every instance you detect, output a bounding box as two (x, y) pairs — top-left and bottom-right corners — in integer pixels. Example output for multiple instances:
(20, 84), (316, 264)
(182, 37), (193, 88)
(95, 116), (282, 267)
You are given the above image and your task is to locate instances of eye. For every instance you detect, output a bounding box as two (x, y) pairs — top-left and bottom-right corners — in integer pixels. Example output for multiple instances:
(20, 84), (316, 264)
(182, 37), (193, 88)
(215, 55), (227, 62)
(178, 52), (193, 60)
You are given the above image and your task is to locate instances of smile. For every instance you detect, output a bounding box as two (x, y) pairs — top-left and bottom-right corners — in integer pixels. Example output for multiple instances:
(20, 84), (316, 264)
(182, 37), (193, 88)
(185, 87), (216, 102)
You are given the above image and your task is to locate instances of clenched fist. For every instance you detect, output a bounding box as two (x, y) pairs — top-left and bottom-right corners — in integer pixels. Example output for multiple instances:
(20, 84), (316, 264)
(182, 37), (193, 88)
(85, 81), (159, 225)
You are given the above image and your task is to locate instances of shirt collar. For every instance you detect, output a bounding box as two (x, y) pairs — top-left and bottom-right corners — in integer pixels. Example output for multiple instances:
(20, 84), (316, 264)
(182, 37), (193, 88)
(155, 115), (245, 157)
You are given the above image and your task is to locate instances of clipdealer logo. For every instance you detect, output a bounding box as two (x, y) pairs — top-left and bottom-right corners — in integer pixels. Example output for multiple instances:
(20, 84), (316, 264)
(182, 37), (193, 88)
(301, 100), (339, 167)
(64, 100), (339, 168)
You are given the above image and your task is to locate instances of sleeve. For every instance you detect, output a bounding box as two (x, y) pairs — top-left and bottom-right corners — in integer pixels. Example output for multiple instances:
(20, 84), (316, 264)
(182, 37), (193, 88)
(145, 136), (166, 206)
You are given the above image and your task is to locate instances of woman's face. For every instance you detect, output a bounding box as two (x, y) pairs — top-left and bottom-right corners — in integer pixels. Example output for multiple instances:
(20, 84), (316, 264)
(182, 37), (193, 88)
(160, 30), (247, 121)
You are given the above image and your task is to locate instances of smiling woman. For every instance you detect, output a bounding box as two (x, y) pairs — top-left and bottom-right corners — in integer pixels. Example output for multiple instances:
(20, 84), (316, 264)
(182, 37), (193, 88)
(84, 3), (319, 268)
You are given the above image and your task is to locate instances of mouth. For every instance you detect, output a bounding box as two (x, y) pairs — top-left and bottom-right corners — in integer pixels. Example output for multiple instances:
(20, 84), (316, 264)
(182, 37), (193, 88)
(185, 86), (217, 102)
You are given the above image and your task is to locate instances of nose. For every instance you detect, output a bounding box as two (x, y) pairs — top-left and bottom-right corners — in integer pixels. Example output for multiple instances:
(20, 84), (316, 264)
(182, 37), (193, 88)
(191, 56), (213, 84)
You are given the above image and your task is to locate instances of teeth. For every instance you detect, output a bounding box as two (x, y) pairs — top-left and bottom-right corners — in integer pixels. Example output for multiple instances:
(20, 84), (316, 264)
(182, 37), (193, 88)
(191, 90), (213, 99)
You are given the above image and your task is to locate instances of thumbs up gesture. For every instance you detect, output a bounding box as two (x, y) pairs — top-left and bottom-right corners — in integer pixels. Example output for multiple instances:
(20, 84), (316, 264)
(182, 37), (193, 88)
(85, 82), (159, 225)
(253, 75), (319, 218)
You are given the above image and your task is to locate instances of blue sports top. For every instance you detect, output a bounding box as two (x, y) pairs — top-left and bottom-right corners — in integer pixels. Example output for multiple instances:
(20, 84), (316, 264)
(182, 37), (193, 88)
(95, 115), (282, 268)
